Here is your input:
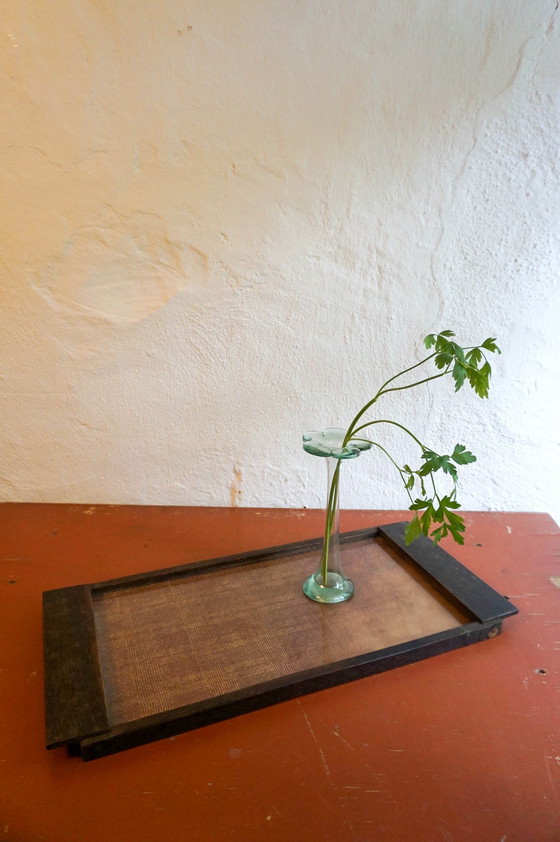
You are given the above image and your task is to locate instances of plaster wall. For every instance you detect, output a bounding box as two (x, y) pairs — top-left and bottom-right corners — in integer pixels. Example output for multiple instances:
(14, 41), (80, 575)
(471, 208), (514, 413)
(1, 1), (559, 522)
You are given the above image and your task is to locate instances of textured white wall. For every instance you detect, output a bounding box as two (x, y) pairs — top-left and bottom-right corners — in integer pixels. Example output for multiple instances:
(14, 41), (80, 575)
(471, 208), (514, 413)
(1, 1), (559, 522)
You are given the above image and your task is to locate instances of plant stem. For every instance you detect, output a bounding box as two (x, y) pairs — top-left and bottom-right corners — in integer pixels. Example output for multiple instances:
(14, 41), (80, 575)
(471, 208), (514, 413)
(343, 355), (450, 447)
(376, 353), (437, 394)
(375, 369), (450, 398)
(320, 458), (341, 583)
(350, 419), (426, 450)
(354, 438), (416, 504)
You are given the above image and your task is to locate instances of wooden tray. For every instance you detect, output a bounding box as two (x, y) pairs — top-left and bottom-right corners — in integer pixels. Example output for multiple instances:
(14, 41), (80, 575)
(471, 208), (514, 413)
(43, 522), (518, 761)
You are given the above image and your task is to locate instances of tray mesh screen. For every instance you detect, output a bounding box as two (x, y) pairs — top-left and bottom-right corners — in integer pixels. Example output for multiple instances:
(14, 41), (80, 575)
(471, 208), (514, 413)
(93, 537), (471, 724)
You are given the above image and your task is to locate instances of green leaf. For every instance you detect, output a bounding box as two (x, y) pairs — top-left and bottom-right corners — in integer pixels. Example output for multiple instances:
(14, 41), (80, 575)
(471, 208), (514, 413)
(418, 450), (458, 480)
(439, 495), (461, 509)
(467, 361), (491, 399)
(406, 488), (467, 546)
(434, 351), (453, 370)
(439, 329), (455, 338)
(417, 450), (443, 475)
(449, 342), (466, 363)
(441, 504), (466, 545)
(445, 510), (466, 531)
(405, 515), (422, 545)
(420, 507), (433, 536)
(451, 444), (477, 465)
(405, 474), (415, 490)
(466, 366), (481, 395)
(432, 500), (443, 521)
(466, 347), (483, 366)
(452, 360), (467, 391)
(435, 336), (453, 353)
(424, 334), (437, 349)
(481, 337), (501, 354)
(409, 498), (431, 511)
(448, 528), (465, 545)
(430, 524), (447, 544)
(440, 458), (458, 481)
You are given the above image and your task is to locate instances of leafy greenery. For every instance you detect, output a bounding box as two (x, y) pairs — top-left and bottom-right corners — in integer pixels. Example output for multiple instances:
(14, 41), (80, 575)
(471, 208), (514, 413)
(320, 330), (501, 566)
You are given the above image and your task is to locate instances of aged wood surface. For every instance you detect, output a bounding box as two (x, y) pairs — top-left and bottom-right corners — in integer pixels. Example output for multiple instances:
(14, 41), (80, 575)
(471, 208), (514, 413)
(43, 585), (108, 747)
(0, 504), (558, 841)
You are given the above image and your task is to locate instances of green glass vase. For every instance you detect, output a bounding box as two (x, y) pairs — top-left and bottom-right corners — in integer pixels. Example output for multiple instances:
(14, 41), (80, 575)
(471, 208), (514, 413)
(302, 428), (371, 604)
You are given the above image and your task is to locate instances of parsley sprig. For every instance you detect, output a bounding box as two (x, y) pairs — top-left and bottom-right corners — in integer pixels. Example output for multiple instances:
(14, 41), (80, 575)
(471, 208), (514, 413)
(323, 330), (501, 564)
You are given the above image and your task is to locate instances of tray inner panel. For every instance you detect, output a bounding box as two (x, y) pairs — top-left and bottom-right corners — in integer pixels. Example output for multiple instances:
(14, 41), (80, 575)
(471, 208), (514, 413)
(92, 536), (472, 725)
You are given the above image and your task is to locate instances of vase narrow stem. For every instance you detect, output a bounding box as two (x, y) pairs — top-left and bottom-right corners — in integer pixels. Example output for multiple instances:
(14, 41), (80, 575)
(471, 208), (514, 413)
(303, 456), (353, 603)
(320, 457), (341, 582)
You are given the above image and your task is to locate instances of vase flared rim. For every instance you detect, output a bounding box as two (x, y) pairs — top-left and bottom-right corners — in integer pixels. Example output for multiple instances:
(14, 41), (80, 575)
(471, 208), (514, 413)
(302, 427), (372, 460)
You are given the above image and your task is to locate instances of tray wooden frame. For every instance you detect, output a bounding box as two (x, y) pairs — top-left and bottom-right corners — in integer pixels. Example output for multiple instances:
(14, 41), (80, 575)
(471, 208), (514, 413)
(43, 522), (518, 761)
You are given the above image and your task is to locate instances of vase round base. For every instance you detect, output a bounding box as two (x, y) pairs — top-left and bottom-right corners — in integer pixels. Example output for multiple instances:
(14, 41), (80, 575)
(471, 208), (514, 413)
(302, 571), (354, 604)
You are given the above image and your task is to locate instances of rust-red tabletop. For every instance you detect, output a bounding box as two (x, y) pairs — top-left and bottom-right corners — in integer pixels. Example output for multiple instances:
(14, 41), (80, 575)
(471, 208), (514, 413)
(0, 505), (558, 842)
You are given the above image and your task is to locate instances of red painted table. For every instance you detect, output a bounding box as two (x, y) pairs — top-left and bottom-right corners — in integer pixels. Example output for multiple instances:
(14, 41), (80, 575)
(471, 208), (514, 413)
(0, 505), (558, 842)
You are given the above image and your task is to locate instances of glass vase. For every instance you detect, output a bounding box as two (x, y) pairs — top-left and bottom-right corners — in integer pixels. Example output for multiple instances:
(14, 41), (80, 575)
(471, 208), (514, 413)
(302, 428), (371, 604)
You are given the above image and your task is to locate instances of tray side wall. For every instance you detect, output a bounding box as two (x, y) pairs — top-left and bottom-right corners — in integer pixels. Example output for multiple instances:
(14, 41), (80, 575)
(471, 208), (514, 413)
(43, 585), (109, 748)
(379, 523), (518, 621)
